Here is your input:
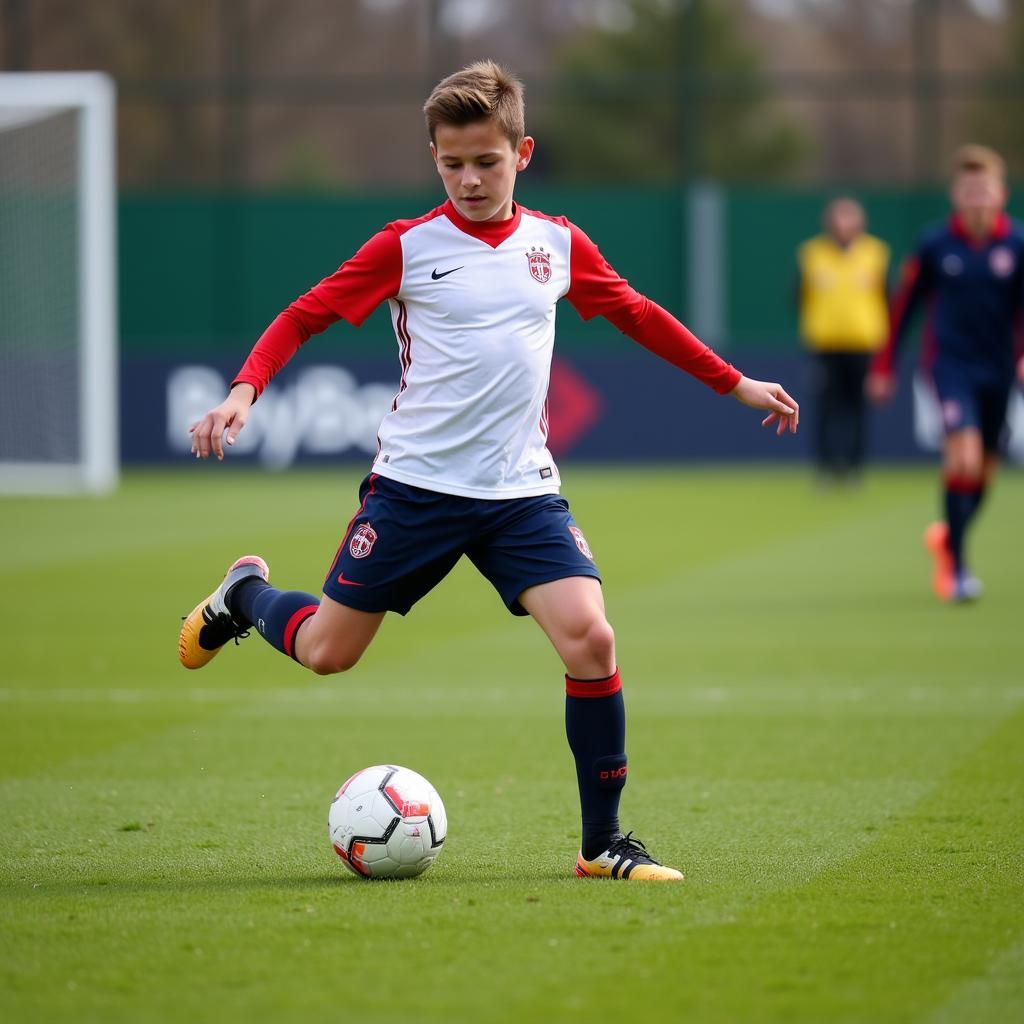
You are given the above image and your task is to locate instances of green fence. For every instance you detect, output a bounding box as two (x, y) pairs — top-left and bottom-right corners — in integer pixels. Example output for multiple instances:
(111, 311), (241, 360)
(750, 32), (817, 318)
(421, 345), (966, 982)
(119, 186), (1023, 356)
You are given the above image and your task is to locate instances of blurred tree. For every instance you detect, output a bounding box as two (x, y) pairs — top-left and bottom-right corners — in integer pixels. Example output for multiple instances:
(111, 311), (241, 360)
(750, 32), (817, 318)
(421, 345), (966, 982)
(969, 7), (1024, 180)
(543, 0), (807, 183)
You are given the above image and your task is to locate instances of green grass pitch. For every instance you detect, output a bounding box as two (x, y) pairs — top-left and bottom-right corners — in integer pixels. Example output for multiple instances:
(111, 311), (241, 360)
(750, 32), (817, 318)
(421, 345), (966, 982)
(1, 465), (1022, 1023)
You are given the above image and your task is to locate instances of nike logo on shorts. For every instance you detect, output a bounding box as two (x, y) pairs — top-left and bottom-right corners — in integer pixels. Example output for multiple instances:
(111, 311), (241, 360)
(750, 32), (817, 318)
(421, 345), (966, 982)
(431, 266), (463, 280)
(335, 572), (364, 587)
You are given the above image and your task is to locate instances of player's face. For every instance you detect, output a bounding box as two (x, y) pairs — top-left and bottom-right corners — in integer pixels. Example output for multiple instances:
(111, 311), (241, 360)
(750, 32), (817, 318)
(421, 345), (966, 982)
(951, 170), (1006, 219)
(826, 201), (864, 246)
(431, 120), (534, 223)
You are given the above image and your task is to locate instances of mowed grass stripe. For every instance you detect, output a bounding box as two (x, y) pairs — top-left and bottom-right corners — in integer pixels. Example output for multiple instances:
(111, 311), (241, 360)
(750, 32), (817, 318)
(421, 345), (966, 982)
(647, 708), (1024, 1023)
(924, 939), (1024, 1024)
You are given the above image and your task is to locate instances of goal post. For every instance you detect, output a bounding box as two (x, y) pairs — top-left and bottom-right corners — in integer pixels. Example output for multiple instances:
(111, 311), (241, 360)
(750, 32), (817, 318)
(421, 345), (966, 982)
(0, 72), (118, 494)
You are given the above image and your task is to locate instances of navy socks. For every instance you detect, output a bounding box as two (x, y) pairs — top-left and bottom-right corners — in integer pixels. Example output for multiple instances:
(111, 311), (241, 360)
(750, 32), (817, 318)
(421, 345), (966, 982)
(229, 579), (319, 662)
(944, 475), (985, 573)
(565, 669), (627, 860)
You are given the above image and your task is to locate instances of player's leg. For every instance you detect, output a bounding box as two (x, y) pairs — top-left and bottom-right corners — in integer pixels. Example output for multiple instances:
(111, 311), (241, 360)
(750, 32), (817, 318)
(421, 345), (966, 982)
(939, 378), (1011, 599)
(846, 353), (871, 477)
(971, 374), (1012, 517)
(179, 473), (460, 671)
(926, 367), (985, 600)
(179, 557), (385, 672)
(942, 426), (985, 566)
(518, 578), (618, 858)
(924, 426), (983, 601)
(291, 597), (385, 674)
(468, 496), (680, 881)
(814, 352), (839, 480)
(519, 574), (615, 678)
(518, 579), (618, 857)
(519, 577), (681, 881)
(228, 578), (385, 673)
(239, 475), (464, 671)
(830, 353), (859, 479)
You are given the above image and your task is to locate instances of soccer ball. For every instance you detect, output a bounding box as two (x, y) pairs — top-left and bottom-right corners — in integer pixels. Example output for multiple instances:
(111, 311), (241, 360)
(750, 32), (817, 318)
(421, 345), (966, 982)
(328, 764), (447, 879)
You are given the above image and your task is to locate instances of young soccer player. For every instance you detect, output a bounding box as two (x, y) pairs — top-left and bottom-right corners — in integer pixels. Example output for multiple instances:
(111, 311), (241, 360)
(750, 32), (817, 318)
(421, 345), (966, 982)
(181, 62), (799, 881)
(868, 145), (1024, 602)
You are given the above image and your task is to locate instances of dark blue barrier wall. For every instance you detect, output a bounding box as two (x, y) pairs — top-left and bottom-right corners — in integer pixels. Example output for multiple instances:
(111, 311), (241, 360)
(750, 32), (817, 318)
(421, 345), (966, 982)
(123, 349), (956, 468)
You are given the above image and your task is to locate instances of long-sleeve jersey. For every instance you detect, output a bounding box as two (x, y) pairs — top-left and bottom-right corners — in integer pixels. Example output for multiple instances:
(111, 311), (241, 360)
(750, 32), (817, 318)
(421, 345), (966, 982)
(873, 213), (1024, 381)
(233, 199), (740, 499)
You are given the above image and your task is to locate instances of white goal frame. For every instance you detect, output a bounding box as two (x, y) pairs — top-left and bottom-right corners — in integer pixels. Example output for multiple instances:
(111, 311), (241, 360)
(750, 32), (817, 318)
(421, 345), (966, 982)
(0, 72), (117, 494)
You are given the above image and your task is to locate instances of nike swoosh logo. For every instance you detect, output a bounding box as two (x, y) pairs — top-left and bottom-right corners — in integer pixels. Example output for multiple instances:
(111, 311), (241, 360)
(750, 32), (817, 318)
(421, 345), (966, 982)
(431, 266), (463, 280)
(335, 573), (364, 587)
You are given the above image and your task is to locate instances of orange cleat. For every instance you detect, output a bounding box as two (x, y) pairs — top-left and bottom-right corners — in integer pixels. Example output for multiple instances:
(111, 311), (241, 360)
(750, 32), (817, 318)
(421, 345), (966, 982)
(178, 555), (269, 669)
(574, 832), (683, 882)
(923, 522), (955, 601)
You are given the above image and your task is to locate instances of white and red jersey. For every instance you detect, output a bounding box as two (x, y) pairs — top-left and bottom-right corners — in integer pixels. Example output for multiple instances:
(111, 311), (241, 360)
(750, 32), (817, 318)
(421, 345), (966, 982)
(233, 200), (740, 498)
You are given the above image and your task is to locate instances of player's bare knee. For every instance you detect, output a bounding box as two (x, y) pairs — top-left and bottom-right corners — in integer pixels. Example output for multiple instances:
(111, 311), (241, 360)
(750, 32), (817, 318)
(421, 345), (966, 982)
(964, 452), (985, 482)
(305, 644), (363, 676)
(583, 619), (616, 671)
(948, 454), (983, 483)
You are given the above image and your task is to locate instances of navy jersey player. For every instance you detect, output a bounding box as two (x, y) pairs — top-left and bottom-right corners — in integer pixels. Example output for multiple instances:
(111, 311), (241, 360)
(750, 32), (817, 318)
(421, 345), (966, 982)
(180, 62), (799, 882)
(868, 145), (1024, 602)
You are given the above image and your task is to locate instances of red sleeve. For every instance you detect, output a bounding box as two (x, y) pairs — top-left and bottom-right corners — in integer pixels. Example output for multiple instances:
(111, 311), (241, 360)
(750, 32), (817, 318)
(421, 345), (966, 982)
(871, 252), (929, 378)
(232, 227), (403, 397)
(565, 223), (741, 395)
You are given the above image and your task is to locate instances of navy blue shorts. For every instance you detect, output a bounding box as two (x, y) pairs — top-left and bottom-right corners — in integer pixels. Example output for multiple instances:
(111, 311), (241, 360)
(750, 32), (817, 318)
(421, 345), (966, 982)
(931, 360), (1014, 453)
(322, 473), (602, 616)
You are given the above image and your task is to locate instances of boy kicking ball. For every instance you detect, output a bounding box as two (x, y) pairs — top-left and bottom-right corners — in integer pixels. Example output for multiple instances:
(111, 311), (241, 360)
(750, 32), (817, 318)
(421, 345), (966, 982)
(181, 62), (798, 881)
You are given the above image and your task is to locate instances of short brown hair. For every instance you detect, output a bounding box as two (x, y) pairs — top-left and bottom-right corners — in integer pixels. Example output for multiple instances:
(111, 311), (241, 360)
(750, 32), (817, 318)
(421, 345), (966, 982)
(423, 61), (525, 148)
(953, 144), (1005, 183)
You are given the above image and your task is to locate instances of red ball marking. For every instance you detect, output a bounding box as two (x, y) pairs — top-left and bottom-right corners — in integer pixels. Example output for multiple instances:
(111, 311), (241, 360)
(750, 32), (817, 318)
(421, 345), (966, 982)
(385, 783), (430, 818)
(334, 769), (364, 801)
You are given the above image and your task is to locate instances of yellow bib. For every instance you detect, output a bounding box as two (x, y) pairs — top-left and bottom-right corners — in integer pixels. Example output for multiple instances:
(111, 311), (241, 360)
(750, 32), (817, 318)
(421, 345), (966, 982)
(798, 234), (890, 352)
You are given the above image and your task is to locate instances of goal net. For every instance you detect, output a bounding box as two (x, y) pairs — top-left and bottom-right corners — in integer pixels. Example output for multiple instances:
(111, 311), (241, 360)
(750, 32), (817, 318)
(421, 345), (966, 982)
(0, 73), (117, 494)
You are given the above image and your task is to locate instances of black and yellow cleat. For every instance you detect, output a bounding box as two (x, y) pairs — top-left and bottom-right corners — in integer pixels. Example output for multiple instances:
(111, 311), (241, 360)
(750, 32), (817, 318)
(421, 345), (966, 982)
(178, 555), (269, 670)
(575, 832), (683, 882)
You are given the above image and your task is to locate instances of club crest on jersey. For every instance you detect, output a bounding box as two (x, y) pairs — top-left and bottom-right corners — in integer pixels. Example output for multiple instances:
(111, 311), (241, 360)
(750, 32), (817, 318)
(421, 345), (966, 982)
(990, 246), (1016, 278)
(569, 526), (594, 560)
(527, 246), (552, 284)
(349, 522), (378, 559)
(941, 253), (964, 276)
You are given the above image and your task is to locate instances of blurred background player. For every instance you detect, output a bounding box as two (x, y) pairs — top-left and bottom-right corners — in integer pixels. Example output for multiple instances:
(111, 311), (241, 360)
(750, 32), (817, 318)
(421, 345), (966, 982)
(868, 145), (1024, 602)
(797, 197), (890, 484)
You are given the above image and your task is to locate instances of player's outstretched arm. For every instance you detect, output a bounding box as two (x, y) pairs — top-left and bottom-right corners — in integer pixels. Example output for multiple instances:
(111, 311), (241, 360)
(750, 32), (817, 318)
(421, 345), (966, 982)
(728, 376), (800, 436)
(189, 383), (257, 460)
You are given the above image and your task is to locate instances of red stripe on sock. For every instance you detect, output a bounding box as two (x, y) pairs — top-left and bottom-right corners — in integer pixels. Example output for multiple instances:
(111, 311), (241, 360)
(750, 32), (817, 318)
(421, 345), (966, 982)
(283, 604), (318, 660)
(944, 474), (983, 495)
(565, 669), (622, 698)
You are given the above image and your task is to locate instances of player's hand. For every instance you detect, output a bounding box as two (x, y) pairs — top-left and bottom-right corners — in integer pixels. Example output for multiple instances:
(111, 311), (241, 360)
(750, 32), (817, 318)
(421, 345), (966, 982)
(866, 372), (896, 404)
(189, 383), (256, 460)
(729, 375), (799, 436)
